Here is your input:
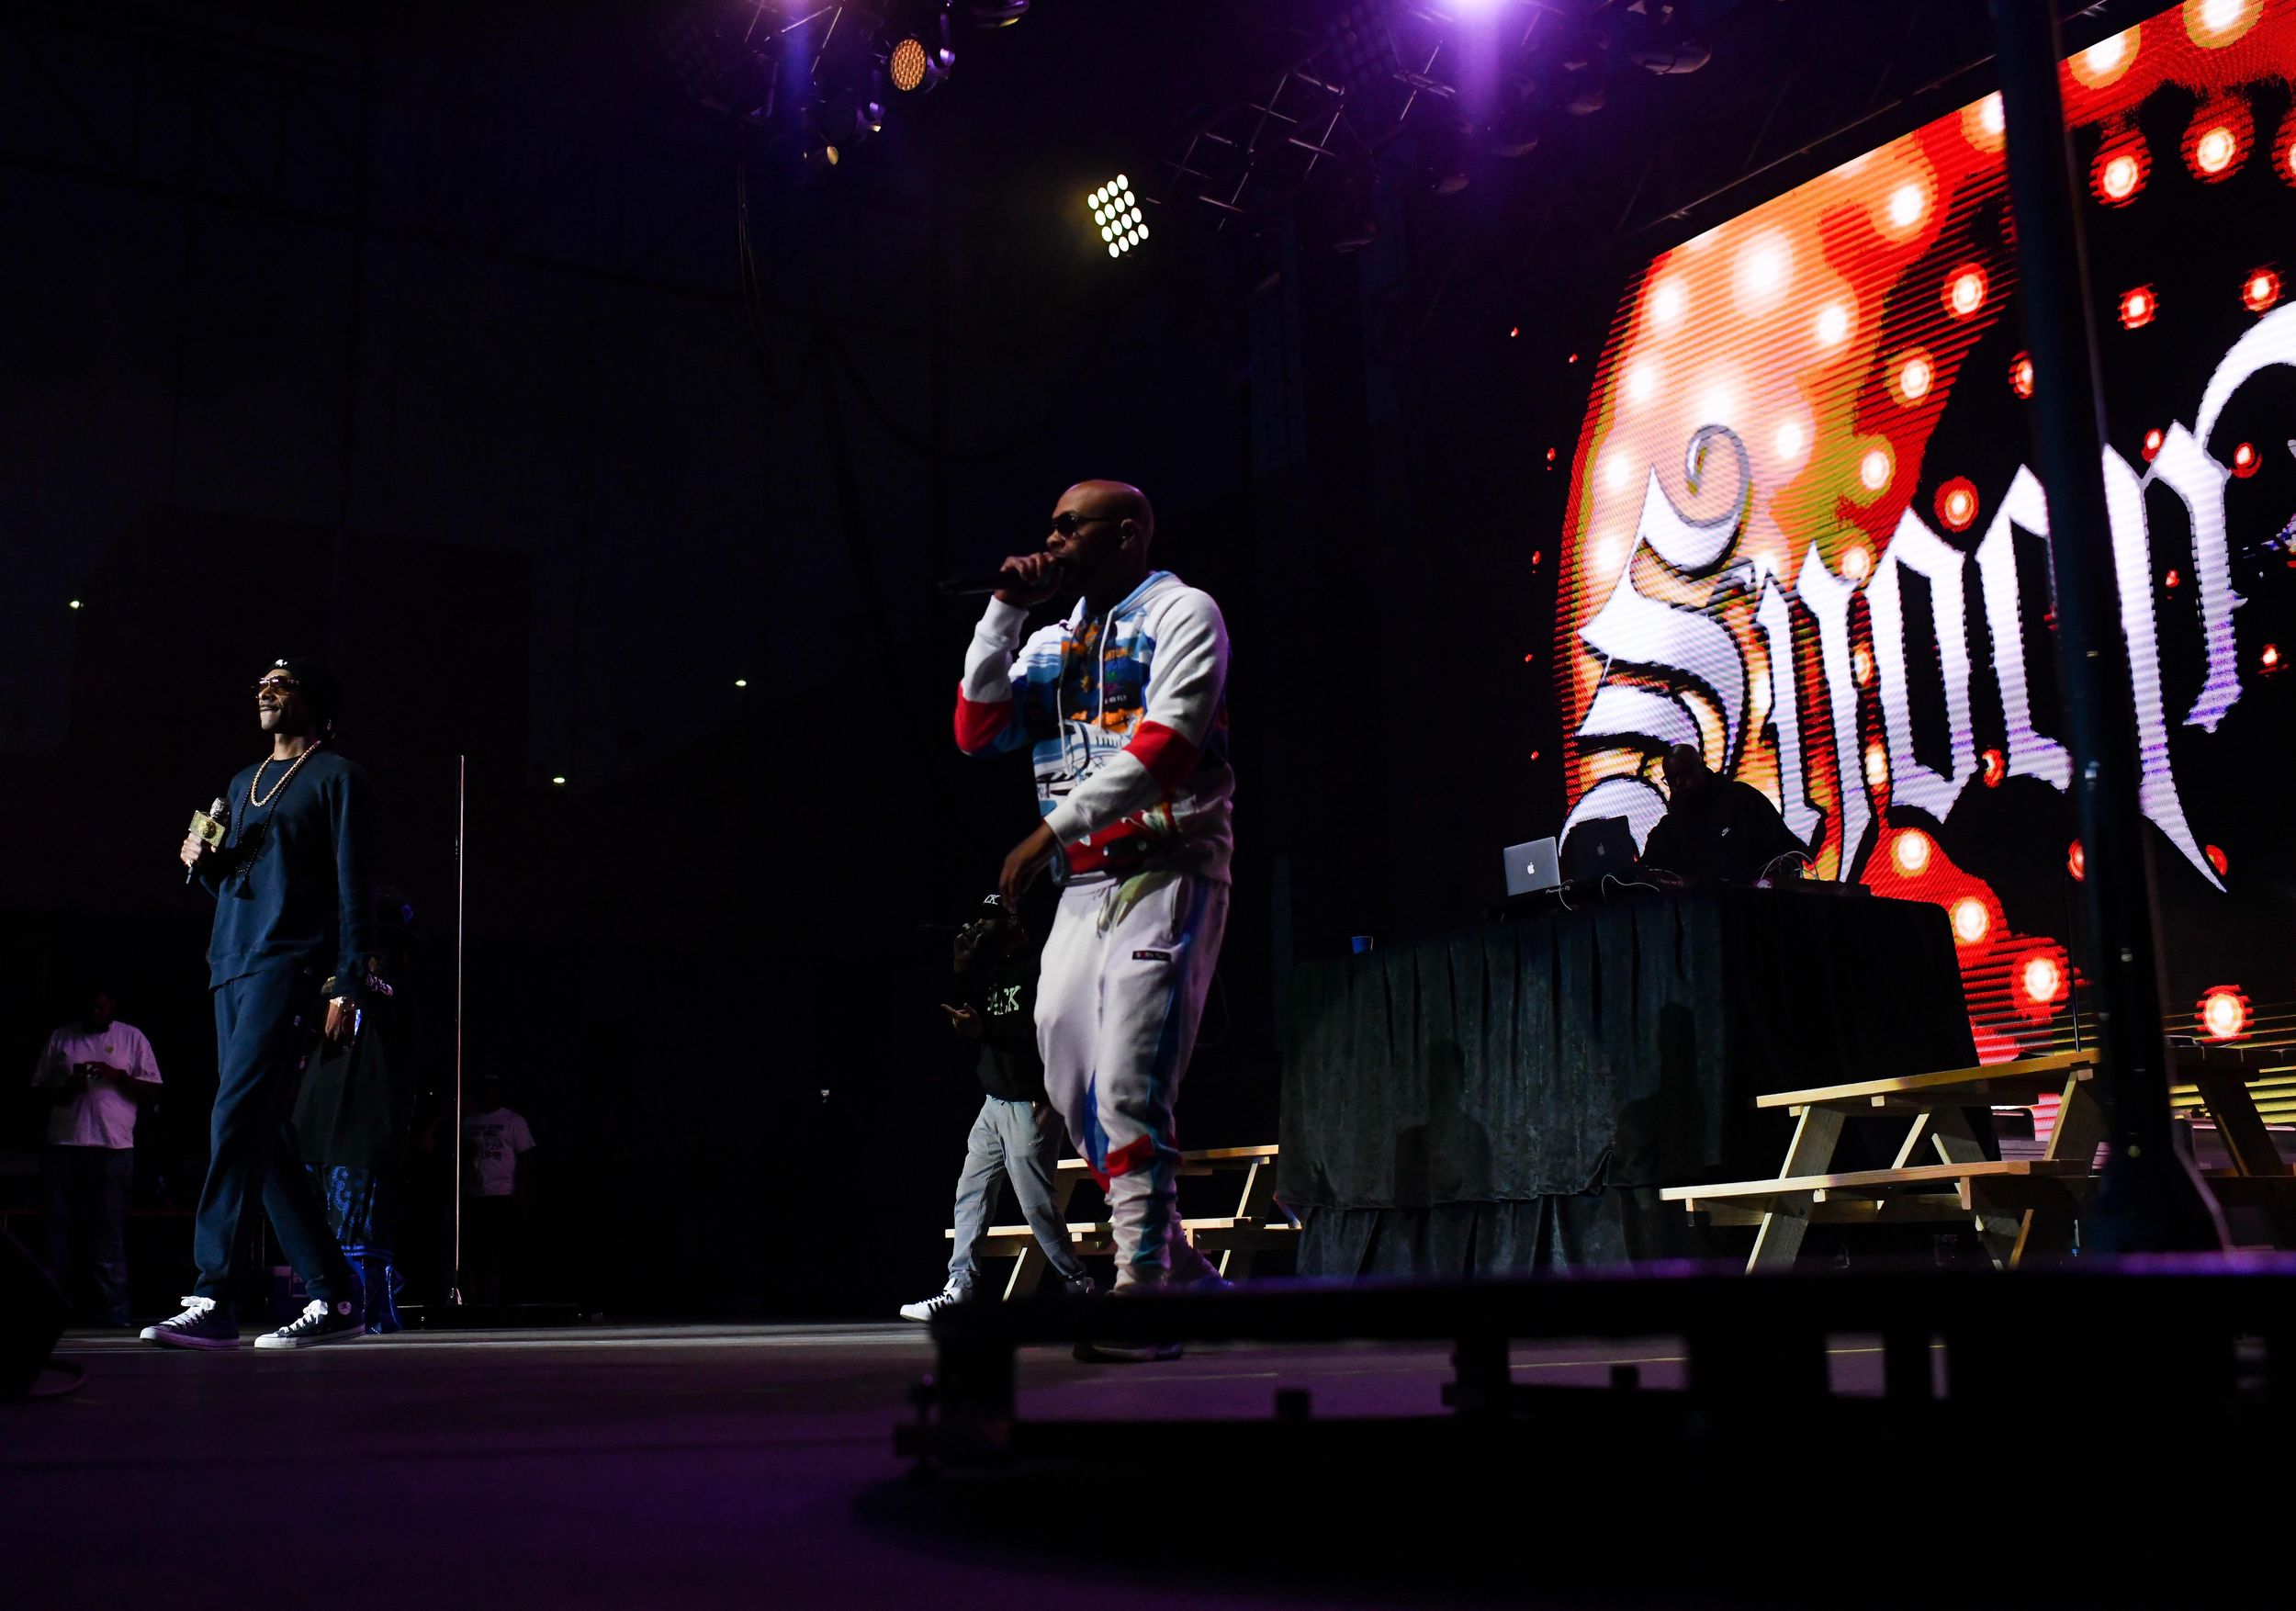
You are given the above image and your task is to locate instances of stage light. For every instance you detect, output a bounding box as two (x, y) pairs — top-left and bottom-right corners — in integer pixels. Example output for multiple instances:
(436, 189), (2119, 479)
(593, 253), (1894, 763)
(1773, 417), (1807, 466)
(2009, 353), (2035, 399)
(1885, 182), (1926, 231)
(2187, 0), (2257, 46)
(890, 38), (929, 91)
(1945, 265), (1987, 318)
(1842, 544), (1874, 583)
(1981, 748), (2006, 787)
(1626, 360), (1660, 406)
(1694, 376), (1741, 430)
(1649, 276), (1686, 330)
(1892, 828), (1934, 877)
(2143, 426), (2165, 461)
(2167, 567), (2181, 588)
(2096, 144), (2146, 204)
(1733, 231), (1793, 312)
(2067, 839), (2085, 881)
(1863, 742), (1889, 791)
(1814, 301), (1851, 348)
(1090, 173), (1146, 259)
(1894, 351), (1935, 403)
(1859, 445), (1893, 492)
(2197, 985), (2252, 1042)
(550, 775), (568, 786)
(1949, 896), (1990, 945)
(2261, 643), (2281, 673)
(2232, 442), (2259, 477)
(1936, 478), (1978, 533)
(2244, 267), (2280, 311)
(2205, 844), (2229, 877)
(735, 678), (748, 688)
(1978, 94), (2004, 138)
(1604, 452), (1632, 491)
(2019, 951), (2067, 1008)
(2071, 27), (2139, 85)
(2119, 285), (2157, 328)
(67, 599), (81, 610)
(1852, 644), (1874, 685)
(2194, 124), (2239, 175)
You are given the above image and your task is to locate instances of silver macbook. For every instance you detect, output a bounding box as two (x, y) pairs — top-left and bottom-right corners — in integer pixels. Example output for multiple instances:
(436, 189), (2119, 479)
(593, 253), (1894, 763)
(1502, 836), (1561, 899)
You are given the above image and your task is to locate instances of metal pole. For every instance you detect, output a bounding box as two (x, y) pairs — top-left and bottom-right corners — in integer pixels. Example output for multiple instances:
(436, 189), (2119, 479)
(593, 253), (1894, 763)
(1988, 1), (2222, 1253)
(450, 753), (467, 1303)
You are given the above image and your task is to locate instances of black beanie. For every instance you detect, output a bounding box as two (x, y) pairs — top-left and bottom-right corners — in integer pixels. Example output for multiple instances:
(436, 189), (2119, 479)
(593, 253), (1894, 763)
(271, 657), (343, 726)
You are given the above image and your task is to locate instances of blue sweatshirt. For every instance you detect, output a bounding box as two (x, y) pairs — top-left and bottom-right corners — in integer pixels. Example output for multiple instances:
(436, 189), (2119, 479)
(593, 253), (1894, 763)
(193, 748), (377, 1002)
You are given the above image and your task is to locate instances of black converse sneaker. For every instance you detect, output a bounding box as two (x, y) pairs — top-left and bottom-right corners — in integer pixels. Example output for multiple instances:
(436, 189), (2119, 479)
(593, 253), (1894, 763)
(141, 1295), (240, 1351)
(254, 1297), (367, 1349)
(897, 1283), (972, 1324)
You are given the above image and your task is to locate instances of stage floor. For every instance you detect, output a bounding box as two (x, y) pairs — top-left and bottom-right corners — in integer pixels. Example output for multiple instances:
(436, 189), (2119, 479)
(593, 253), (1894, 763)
(6, 1320), (2055, 1608)
(0, 1320), (1782, 1609)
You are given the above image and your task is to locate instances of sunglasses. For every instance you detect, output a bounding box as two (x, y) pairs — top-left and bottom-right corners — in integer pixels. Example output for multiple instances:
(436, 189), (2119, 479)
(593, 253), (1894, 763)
(253, 677), (302, 694)
(1049, 512), (1121, 538)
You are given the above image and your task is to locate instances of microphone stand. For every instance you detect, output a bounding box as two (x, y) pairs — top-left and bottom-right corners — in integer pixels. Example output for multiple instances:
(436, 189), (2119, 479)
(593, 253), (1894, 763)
(450, 752), (467, 1309)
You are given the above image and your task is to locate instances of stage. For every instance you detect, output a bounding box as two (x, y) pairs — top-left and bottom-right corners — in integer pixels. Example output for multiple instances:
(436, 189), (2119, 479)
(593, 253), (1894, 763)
(13, 1301), (2279, 1609)
(0, 1319), (1921, 1609)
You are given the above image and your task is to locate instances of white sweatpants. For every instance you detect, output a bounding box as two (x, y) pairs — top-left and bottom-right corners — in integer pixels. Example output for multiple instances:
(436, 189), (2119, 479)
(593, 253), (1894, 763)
(1036, 868), (1230, 1288)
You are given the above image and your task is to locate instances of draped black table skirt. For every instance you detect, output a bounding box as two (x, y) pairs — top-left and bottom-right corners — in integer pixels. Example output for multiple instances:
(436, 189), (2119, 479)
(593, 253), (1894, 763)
(1277, 888), (1976, 1278)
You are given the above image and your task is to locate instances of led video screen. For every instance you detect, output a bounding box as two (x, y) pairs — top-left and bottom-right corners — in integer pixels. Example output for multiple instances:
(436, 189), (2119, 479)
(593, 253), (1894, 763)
(1557, 0), (2296, 1062)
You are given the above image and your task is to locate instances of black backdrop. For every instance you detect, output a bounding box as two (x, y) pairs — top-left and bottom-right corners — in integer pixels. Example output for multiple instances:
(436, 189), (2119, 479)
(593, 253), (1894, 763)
(4, 0), (2201, 1320)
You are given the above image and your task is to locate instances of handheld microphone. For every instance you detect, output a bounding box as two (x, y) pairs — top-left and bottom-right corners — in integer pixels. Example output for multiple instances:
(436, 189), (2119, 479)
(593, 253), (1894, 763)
(186, 797), (229, 884)
(938, 571), (1021, 598)
(938, 559), (1071, 599)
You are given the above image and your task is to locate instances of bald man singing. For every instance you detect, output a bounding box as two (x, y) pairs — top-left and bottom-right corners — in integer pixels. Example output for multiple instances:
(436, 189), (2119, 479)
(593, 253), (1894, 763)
(955, 481), (1234, 1331)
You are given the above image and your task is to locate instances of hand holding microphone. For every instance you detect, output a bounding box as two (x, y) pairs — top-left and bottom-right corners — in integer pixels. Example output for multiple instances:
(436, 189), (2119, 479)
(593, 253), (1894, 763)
(938, 552), (1069, 605)
(183, 796), (228, 883)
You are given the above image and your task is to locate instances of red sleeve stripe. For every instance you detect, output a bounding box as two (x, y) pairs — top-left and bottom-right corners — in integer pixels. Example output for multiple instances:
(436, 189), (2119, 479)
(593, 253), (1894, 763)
(953, 686), (1012, 752)
(1120, 719), (1199, 789)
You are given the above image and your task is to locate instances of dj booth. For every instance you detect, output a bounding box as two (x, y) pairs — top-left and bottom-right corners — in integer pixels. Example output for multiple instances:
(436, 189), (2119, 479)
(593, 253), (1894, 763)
(1277, 887), (1976, 1279)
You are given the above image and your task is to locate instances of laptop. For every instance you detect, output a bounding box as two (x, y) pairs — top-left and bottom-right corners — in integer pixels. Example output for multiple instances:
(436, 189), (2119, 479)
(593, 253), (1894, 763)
(1501, 837), (1562, 899)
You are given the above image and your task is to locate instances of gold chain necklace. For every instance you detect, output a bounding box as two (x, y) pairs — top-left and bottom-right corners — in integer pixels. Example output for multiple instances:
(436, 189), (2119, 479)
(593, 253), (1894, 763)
(249, 741), (323, 810)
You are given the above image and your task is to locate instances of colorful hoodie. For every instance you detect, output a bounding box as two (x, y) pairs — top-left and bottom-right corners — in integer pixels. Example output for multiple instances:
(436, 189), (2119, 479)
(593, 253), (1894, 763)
(955, 569), (1232, 882)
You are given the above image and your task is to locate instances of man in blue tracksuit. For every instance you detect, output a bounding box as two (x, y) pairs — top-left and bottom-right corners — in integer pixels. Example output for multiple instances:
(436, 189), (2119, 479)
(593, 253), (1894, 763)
(146, 658), (378, 1351)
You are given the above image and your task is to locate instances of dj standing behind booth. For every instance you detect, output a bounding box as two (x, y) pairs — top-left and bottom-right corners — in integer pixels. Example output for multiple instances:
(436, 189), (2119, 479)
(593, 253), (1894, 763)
(900, 896), (1095, 1323)
(150, 659), (377, 1351)
(955, 479), (1234, 1304)
(1637, 742), (1806, 885)
(30, 990), (162, 1327)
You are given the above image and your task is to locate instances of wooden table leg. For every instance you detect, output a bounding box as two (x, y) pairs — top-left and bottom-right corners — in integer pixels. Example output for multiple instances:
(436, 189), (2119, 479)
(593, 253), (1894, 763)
(1926, 1106), (2019, 1267)
(2010, 1073), (2107, 1266)
(1002, 1173), (1082, 1301)
(1220, 1157), (1281, 1280)
(1748, 1107), (1845, 1271)
(2187, 1069), (2296, 1247)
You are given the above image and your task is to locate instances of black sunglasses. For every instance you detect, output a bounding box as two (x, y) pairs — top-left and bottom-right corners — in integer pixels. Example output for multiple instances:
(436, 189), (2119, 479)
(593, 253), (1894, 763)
(1049, 512), (1122, 538)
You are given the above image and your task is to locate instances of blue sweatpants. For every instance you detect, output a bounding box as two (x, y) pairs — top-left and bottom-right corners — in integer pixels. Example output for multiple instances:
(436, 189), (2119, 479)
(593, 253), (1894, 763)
(191, 969), (355, 1308)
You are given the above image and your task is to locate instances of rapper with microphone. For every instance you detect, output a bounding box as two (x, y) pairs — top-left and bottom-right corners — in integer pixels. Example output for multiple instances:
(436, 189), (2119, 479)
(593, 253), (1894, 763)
(954, 480), (1234, 1329)
(148, 658), (379, 1351)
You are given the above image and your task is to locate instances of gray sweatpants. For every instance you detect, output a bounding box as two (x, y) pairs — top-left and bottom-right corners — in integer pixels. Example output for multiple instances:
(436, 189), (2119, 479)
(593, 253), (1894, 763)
(948, 1096), (1089, 1290)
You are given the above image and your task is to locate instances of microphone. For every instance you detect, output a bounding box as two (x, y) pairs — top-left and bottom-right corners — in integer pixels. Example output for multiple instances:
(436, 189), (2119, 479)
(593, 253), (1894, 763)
(937, 559), (1071, 599)
(938, 571), (1021, 598)
(186, 796), (229, 884)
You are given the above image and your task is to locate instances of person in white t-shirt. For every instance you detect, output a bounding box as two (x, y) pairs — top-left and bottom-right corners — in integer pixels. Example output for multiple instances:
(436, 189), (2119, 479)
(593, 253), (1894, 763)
(30, 991), (162, 1327)
(460, 1078), (534, 1304)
